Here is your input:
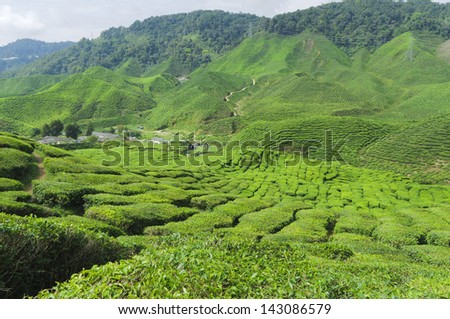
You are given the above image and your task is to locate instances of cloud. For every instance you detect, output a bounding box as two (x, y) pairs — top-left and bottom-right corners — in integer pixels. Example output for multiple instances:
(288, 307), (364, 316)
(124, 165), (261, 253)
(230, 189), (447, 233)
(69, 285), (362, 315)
(0, 5), (45, 45)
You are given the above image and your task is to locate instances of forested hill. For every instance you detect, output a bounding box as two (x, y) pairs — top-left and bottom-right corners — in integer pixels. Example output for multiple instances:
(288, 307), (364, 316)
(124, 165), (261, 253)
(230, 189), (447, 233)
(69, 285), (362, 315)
(269, 0), (450, 54)
(0, 39), (74, 73)
(11, 11), (264, 77)
(9, 0), (450, 77)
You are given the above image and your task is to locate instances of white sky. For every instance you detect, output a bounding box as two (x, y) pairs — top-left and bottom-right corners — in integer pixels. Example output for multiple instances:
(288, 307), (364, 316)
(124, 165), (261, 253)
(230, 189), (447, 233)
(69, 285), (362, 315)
(0, 0), (449, 46)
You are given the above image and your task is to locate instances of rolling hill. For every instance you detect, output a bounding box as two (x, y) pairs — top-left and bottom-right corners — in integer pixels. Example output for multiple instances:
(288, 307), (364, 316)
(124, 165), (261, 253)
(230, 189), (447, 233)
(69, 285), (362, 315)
(0, 1), (449, 300)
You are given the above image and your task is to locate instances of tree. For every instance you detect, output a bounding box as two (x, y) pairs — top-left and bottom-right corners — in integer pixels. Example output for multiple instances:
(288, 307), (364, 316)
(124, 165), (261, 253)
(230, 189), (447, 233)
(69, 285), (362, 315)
(42, 124), (51, 137)
(49, 120), (64, 136)
(86, 122), (94, 136)
(31, 127), (41, 138)
(65, 123), (82, 139)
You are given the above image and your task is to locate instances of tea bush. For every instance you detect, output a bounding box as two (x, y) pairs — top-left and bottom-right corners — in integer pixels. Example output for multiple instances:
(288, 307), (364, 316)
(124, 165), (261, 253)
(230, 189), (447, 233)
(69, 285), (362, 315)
(0, 178), (23, 191)
(0, 213), (130, 298)
(33, 180), (97, 208)
(0, 135), (34, 154)
(0, 148), (34, 180)
(85, 203), (199, 234)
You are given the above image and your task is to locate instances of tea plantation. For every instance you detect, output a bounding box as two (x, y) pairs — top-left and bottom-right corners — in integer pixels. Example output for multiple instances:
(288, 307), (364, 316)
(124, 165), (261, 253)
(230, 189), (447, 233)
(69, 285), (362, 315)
(1, 133), (448, 298)
(1, 5), (450, 299)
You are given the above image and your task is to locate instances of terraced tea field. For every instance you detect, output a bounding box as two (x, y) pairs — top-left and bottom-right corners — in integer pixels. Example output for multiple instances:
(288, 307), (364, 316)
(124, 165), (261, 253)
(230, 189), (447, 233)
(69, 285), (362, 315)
(2, 133), (447, 298)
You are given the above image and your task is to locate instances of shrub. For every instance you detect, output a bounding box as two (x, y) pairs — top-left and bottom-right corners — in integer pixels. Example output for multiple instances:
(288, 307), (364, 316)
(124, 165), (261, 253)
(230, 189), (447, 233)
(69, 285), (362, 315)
(0, 213), (130, 298)
(265, 210), (334, 243)
(224, 201), (310, 240)
(36, 144), (72, 158)
(85, 204), (199, 234)
(403, 245), (450, 266)
(0, 135), (34, 154)
(427, 231), (450, 247)
(44, 158), (121, 175)
(373, 223), (424, 247)
(304, 243), (354, 261)
(0, 148), (34, 180)
(33, 180), (97, 208)
(49, 215), (126, 237)
(0, 200), (57, 217)
(0, 178), (23, 191)
(190, 194), (237, 210)
(334, 212), (379, 236)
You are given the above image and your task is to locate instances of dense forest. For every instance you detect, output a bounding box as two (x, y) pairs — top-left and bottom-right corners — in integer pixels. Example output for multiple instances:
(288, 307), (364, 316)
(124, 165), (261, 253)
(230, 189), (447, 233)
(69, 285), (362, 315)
(269, 0), (450, 54)
(5, 0), (450, 77)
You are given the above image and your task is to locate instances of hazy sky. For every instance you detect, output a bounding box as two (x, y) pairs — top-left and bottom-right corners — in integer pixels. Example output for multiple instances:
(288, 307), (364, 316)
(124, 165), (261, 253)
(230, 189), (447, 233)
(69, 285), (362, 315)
(0, 0), (449, 46)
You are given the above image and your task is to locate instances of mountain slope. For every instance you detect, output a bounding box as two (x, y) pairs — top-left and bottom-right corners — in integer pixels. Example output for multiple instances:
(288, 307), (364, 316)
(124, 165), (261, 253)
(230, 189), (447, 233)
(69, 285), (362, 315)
(363, 114), (450, 184)
(12, 11), (263, 77)
(0, 67), (170, 131)
(8, 1), (450, 78)
(0, 39), (73, 74)
(368, 32), (450, 86)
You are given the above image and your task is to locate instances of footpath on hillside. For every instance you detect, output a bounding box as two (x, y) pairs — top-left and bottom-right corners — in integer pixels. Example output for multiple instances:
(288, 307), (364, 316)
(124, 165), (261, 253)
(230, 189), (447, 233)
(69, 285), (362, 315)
(25, 153), (46, 193)
(224, 78), (256, 116)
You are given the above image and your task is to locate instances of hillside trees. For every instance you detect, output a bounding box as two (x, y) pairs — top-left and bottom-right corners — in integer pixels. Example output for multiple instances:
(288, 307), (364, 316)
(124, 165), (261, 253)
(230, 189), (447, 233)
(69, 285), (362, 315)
(65, 124), (82, 139)
(269, 0), (450, 54)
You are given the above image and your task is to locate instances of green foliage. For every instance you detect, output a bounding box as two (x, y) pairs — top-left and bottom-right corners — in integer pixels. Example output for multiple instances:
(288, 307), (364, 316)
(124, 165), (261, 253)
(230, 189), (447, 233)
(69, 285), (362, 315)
(0, 135), (34, 154)
(85, 203), (199, 234)
(36, 144), (73, 158)
(65, 123), (81, 139)
(269, 1), (450, 55)
(0, 75), (66, 98)
(32, 180), (97, 208)
(265, 210), (335, 243)
(44, 157), (121, 175)
(190, 193), (237, 210)
(48, 215), (125, 237)
(36, 235), (450, 299)
(48, 120), (64, 136)
(427, 231), (450, 247)
(0, 213), (130, 298)
(0, 148), (34, 180)
(0, 178), (23, 191)
(0, 189), (57, 217)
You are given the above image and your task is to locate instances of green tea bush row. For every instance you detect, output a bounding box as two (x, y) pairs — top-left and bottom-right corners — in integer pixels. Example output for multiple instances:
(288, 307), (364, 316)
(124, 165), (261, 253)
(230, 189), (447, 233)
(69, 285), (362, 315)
(48, 215), (126, 237)
(85, 203), (199, 234)
(36, 144), (72, 158)
(403, 245), (450, 266)
(0, 213), (130, 298)
(265, 210), (334, 243)
(33, 180), (97, 208)
(0, 177), (23, 191)
(0, 135), (34, 154)
(426, 231), (450, 247)
(224, 201), (312, 240)
(36, 235), (450, 299)
(0, 148), (34, 180)
(190, 194), (237, 210)
(44, 157), (121, 175)
(334, 212), (379, 236)
(0, 200), (57, 217)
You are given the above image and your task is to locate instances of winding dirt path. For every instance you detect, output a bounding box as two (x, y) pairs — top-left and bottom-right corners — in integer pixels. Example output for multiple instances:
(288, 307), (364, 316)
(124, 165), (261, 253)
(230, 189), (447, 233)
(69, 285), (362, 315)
(25, 153), (46, 193)
(224, 78), (256, 116)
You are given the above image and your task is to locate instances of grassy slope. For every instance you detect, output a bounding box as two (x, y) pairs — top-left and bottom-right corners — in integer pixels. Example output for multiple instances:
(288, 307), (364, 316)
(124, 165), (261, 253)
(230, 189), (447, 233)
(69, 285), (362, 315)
(0, 75), (67, 98)
(146, 69), (251, 130)
(0, 67), (168, 131)
(363, 114), (450, 184)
